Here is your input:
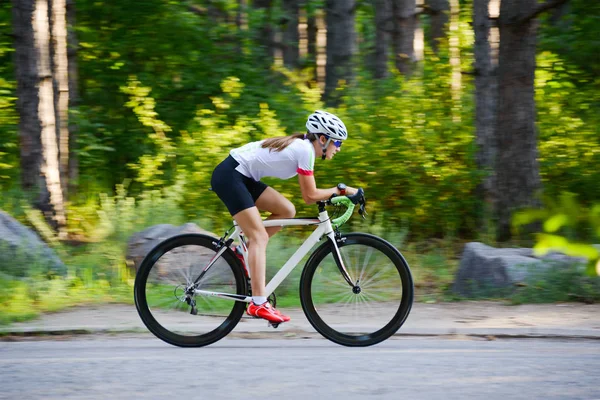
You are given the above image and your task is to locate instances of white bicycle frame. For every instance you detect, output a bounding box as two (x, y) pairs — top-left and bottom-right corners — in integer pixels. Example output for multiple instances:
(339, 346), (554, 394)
(193, 208), (351, 303)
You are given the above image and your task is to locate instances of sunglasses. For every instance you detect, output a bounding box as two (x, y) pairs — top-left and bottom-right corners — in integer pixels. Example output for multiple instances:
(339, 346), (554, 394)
(323, 137), (342, 148)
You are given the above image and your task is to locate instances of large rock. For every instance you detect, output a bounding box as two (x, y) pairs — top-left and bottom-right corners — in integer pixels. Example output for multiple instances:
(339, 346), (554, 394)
(125, 223), (219, 273)
(0, 210), (66, 277)
(452, 242), (587, 297)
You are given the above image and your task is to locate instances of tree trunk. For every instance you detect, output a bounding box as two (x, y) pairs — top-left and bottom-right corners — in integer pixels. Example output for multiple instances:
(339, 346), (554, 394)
(494, 0), (542, 241)
(306, 3), (318, 81)
(66, 0), (79, 192)
(489, 0), (500, 66)
(449, 0), (461, 120)
(323, 0), (356, 105)
(425, 0), (448, 52)
(282, 0), (300, 68)
(413, 2), (424, 63)
(374, 0), (392, 79)
(235, 0), (247, 56)
(473, 0), (496, 206)
(391, 0), (416, 76)
(12, 0), (42, 192)
(34, 0), (67, 236)
(307, 6), (317, 64)
(51, 0), (69, 197)
(252, 0), (274, 63)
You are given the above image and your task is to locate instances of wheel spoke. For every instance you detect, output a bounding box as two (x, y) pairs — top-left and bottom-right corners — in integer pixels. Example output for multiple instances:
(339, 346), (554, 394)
(360, 262), (395, 288)
(316, 269), (353, 289)
(360, 290), (390, 303)
(358, 246), (374, 283)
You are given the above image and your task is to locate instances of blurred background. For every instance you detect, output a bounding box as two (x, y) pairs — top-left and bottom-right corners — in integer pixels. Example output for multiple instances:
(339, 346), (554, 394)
(0, 0), (598, 323)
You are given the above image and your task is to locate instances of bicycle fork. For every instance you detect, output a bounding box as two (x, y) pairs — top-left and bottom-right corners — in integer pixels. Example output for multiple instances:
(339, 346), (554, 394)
(327, 231), (360, 291)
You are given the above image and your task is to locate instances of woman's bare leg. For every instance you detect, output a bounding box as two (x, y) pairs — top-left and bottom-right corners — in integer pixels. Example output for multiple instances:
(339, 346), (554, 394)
(233, 206), (269, 297)
(233, 188), (294, 298)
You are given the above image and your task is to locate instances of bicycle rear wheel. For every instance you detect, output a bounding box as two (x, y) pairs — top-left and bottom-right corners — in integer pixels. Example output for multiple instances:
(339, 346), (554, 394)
(300, 233), (413, 347)
(134, 234), (248, 347)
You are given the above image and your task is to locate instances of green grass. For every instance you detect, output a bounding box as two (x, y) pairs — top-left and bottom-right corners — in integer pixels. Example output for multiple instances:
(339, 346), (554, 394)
(509, 263), (600, 304)
(0, 239), (134, 326)
(0, 275), (133, 325)
(2, 216), (597, 327)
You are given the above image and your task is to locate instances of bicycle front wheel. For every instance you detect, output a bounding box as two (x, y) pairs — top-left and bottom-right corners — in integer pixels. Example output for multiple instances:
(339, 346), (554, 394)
(134, 234), (248, 347)
(300, 233), (413, 347)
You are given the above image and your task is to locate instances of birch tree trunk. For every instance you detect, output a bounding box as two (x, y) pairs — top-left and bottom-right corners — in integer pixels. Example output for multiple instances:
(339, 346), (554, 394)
(494, 0), (541, 241)
(449, 0), (461, 120)
(34, 0), (67, 236)
(51, 0), (69, 196)
(374, 0), (392, 79)
(323, 0), (356, 105)
(12, 0), (42, 192)
(392, 0), (416, 76)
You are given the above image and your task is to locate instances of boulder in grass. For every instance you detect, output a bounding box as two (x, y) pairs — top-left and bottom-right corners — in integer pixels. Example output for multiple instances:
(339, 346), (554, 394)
(0, 210), (66, 277)
(452, 242), (588, 297)
(125, 223), (219, 274)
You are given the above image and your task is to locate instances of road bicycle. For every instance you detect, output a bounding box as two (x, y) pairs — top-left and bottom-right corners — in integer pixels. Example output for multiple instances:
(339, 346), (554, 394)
(134, 188), (413, 347)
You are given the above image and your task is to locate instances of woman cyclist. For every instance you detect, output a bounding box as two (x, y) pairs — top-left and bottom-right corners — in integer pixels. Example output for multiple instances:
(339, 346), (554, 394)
(210, 110), (358, 324)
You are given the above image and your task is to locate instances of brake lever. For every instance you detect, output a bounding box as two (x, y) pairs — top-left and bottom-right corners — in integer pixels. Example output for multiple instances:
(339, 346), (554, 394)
(358, 203), (368, 219)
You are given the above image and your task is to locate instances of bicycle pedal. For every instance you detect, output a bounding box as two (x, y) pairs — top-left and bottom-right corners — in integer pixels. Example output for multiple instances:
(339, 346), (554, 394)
(268, 322), (281, 329)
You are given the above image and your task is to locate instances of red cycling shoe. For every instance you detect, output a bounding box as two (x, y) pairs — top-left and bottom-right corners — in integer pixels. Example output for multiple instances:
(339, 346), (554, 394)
(247, 301), (291, 323)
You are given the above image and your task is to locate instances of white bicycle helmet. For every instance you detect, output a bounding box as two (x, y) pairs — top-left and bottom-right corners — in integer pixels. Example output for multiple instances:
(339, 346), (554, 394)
(306, 110), (348, 140)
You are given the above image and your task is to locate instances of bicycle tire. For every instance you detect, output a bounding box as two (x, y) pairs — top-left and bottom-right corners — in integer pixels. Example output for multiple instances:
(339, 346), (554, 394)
(134, 233), (248, 347)
(300, 233), (413, 347)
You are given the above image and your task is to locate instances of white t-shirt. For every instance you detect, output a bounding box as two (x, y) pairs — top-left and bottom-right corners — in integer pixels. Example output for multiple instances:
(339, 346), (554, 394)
(230, 139), (316, 181)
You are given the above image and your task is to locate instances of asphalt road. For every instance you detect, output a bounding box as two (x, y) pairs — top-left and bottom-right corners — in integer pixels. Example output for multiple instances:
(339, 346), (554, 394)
(1, 336), (599, 400)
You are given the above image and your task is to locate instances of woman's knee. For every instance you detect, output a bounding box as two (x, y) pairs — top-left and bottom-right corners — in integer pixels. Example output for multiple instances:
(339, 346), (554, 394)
(282, 201), (296, 219)
(249, 229), (269, 247)
(255, 187), (296, 218)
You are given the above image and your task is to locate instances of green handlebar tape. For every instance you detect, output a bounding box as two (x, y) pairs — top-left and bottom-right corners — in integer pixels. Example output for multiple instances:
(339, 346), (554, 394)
(330, 196), (355, 228)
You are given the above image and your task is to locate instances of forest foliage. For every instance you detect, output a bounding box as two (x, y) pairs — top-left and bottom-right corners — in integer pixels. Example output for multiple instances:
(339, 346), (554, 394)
(0, 0), (598, 243)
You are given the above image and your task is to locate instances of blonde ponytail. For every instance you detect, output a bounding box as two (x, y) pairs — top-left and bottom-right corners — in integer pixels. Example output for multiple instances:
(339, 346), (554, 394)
(261, 132), (318, 152)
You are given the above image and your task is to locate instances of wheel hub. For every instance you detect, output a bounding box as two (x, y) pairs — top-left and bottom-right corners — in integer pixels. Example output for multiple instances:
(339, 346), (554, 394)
(352, 285), (361, 294)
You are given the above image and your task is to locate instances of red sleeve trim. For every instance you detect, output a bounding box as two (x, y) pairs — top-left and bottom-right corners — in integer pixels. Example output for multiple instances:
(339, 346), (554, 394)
(297, 168), (314, 176)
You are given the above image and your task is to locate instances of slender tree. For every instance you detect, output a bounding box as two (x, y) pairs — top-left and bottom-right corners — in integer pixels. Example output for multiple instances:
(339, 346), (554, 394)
(323, 0), (356, 104)
(306, 3), (317, 64)
(12, 0), (42, 191)
(449, 0), (461, 119)
(253, 0), (275, 63)
(12, 0), (67, 236)
(51, 0), (70, 196)
(36, 0), (67, 236)
(373, 0), (392, 79)
(425, 0), (449, 53)
(66, 0), (79, 191)
(282, 0), (300, 68)
(305, 1), (320, 82)
(473, 0), (497, 208)
(391, 0), (416, 76)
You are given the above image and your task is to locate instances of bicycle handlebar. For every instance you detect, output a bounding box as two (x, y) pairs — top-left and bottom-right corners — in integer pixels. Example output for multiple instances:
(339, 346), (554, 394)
(328, 188), (366, 229)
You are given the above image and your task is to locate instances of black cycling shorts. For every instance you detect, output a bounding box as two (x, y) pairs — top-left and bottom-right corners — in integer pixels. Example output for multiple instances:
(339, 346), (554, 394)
(211, 155), (268, 216)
